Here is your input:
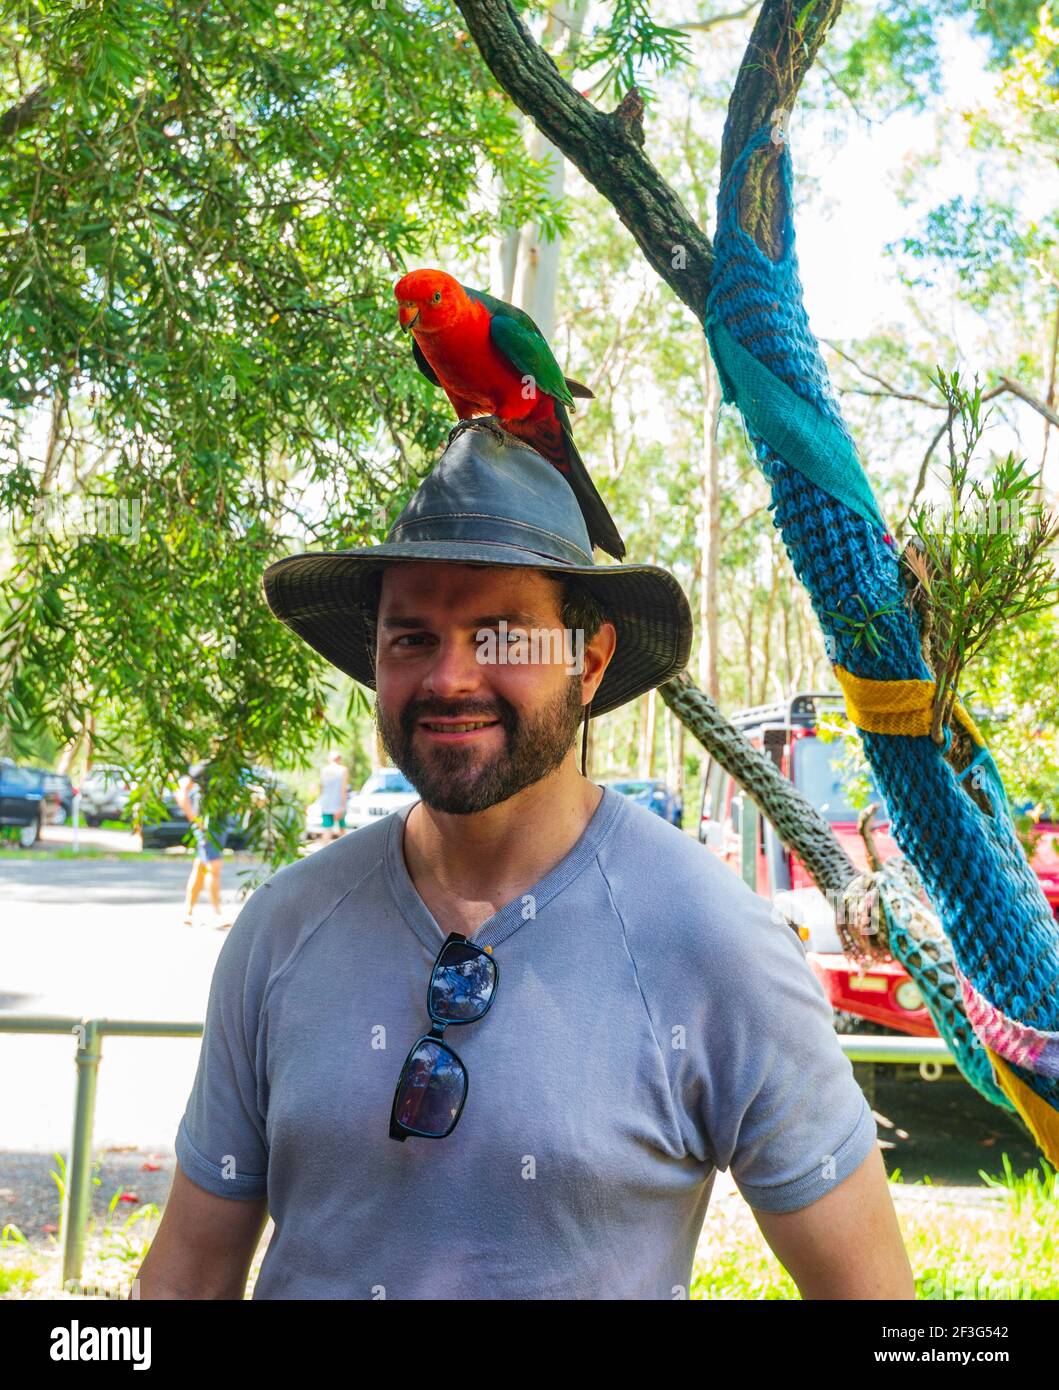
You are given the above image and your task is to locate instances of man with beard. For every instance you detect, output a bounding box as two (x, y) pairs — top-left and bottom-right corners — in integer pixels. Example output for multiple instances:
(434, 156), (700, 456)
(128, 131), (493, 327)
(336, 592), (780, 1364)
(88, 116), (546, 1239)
(137, 422), (912, 1302)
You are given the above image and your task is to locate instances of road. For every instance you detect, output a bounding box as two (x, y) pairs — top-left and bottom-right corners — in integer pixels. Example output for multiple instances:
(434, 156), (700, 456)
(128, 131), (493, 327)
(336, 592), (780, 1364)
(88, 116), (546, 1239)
(0, 841), (261, 1133)
(0, 834), (276, 1242)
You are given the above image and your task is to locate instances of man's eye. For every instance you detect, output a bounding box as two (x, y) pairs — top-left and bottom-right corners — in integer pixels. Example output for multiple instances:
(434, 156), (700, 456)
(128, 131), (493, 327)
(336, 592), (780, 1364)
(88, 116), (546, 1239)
(394, 634), (429, 647)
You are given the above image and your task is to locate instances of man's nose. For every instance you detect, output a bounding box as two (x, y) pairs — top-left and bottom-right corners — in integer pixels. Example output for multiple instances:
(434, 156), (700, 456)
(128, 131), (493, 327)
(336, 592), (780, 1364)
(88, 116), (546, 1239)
(421, 632), (486, 697)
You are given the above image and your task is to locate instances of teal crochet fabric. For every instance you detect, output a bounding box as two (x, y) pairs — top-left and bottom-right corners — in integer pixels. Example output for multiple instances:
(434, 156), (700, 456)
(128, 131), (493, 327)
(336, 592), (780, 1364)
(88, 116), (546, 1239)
(704, 120), (1059, 1113)
(706, 315), (888, 533)
(876, 862), (1015, 1111)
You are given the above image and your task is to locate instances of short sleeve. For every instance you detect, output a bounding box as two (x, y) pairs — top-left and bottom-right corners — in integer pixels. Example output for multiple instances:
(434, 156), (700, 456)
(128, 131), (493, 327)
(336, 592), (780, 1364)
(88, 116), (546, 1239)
(175, 902), (272, 1200)
(678, 869), (878, 1213)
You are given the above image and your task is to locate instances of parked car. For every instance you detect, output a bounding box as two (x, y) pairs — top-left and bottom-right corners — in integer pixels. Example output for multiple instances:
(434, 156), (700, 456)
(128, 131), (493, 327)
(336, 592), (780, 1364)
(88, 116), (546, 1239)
(140, 766), (303, 850)
(348, 767), (418, 831)
(40, 770), (74, 825)
(0, 759), (46, 846)
(79, 765), (132, 826)
(605, 777), (683, 827)
(305, 768), (418, 838)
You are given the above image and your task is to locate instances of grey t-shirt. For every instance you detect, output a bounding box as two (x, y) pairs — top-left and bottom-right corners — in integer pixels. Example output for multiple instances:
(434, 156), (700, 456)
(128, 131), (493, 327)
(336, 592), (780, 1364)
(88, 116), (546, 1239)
(175, 783), (876, 1300)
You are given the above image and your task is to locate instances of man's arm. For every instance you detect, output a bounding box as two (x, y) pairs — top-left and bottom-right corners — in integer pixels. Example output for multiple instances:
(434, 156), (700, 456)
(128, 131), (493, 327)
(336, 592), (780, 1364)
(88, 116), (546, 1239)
(134, 1165), (269, 1300)
(752, 1145), (915, 1299)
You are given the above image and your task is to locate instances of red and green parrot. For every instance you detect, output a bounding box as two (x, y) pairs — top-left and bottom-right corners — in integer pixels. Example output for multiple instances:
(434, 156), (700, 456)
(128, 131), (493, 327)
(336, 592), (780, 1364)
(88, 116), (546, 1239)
(393, 267), (626, 561)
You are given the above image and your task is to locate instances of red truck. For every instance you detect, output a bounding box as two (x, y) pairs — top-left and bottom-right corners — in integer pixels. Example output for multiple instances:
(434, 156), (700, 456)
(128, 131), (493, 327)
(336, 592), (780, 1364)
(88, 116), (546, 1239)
(698, 691), (1059, 1037)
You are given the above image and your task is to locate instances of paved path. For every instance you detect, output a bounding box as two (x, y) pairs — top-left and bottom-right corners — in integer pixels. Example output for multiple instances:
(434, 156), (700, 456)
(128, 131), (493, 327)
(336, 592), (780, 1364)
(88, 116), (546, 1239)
(0, 848), (262, 1156)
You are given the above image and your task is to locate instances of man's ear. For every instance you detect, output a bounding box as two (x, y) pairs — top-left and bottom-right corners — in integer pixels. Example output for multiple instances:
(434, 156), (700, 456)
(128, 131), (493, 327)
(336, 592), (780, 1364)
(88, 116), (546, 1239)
(583, 620), (617, 704)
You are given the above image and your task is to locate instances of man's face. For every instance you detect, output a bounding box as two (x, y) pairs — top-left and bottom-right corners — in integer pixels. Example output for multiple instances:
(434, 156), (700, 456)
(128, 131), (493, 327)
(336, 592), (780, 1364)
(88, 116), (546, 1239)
(372, 563), (595, 815)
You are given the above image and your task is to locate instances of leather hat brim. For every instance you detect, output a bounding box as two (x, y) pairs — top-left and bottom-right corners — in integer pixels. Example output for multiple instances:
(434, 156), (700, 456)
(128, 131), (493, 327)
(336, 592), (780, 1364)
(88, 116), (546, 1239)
(262, 540), (693, 719)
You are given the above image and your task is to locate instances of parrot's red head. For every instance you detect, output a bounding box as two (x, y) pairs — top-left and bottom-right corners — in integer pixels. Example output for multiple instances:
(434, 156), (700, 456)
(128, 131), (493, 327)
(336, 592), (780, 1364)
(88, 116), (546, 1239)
(394, 268), (468, 335)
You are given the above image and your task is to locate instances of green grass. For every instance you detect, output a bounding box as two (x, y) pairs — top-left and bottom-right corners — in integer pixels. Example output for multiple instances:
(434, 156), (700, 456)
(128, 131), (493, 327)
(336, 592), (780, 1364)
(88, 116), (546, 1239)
(0, 1263), (39, 1294)
(0, 846), (173, 861)
(691, 1156), (1058, 1299)
(4, 1153), (1056, 1300)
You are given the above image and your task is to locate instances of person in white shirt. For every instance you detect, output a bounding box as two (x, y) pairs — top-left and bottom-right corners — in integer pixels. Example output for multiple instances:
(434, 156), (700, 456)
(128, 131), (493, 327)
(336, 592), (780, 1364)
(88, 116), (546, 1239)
(317, 752), (348, 845)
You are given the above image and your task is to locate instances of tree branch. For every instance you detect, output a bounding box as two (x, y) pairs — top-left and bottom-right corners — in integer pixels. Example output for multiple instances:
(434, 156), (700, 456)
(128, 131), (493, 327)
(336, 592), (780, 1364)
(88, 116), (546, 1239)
(0, 82), (51, 140)
(452, 0), (714, 320)
(721, 0), (845, 259)
(999, 375), (1059, 430)
(671, 3), (762, 32)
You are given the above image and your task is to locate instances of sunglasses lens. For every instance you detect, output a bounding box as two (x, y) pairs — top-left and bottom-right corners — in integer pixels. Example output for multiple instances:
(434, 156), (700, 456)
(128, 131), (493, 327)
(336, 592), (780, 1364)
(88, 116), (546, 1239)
(394, 1039), (466, 1136)
(430, 942), (497, 1022)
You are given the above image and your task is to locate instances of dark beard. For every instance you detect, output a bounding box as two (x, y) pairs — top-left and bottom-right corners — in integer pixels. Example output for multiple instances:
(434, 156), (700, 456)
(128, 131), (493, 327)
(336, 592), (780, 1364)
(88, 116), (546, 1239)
(374, 678), (586, 815)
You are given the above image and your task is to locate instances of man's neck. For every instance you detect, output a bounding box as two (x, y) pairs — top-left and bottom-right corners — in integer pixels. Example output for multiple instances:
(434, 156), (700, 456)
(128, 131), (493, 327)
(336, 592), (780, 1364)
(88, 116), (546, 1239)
(401, 765), (604, 932)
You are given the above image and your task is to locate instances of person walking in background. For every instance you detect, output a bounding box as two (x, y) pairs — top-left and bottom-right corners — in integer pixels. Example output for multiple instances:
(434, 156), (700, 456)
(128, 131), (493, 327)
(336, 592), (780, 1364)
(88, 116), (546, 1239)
(317, 751), (349, 845)
(177, 760), (232, 930)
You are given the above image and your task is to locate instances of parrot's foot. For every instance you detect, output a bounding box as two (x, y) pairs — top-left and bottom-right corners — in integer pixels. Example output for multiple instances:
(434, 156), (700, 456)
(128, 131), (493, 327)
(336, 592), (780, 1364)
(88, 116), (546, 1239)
(448, 415), (508, 449)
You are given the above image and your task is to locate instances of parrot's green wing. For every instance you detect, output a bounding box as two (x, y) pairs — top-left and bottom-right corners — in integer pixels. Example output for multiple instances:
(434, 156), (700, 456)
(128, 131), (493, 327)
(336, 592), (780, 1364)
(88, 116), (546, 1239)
(411, 338), (440, 387)
(462, 284), (574, 407)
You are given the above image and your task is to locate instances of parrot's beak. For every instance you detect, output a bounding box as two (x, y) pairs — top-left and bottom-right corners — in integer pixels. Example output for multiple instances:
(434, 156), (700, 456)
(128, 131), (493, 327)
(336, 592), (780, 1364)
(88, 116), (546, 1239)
(398, 305), (420, 333)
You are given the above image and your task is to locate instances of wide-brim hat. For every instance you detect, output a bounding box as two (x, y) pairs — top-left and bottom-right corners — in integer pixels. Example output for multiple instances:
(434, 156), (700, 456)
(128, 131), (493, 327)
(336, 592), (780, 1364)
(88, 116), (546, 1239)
(262, 422), (693, 718)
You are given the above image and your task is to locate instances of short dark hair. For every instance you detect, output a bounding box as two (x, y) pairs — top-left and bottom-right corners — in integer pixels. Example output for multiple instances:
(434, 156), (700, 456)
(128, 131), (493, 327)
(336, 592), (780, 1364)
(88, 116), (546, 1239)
(360, 564), (608, 672)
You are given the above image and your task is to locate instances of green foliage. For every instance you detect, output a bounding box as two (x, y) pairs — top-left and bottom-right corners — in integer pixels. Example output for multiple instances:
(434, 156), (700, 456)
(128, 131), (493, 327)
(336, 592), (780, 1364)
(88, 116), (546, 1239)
(823, 592), (904, 658)
(577, 0), (692, 100)
(890, 196), (1055, 311)
(817, 0), (1050, 118)
(0, 0), (562, 865)
(831, 1), (944, 113)
(904, 368), (1059, 743)
(937, 0), (1055, 67)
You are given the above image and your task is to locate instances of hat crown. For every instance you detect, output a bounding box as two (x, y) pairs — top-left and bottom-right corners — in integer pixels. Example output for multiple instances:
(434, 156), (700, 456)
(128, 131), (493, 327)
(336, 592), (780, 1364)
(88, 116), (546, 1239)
(262, 420), (694, 719)
(387, 426), (594, 567)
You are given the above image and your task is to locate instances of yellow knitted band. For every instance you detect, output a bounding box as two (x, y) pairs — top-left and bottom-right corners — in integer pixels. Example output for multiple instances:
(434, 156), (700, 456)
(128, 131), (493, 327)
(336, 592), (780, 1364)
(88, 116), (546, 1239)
(833, 664), (986, 748)
(986, 1047), (1059, 1167)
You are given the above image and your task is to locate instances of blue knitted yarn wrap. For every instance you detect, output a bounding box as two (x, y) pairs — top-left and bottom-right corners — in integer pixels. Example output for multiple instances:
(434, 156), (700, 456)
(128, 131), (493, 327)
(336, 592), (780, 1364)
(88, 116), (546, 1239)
(704, 121), (1059, 1111)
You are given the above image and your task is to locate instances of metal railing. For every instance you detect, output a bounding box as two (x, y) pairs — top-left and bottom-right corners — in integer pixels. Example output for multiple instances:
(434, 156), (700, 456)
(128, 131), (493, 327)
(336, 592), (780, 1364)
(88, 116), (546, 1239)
(0, 1013), (956, 1290)
(0, 1014), (202, 1291)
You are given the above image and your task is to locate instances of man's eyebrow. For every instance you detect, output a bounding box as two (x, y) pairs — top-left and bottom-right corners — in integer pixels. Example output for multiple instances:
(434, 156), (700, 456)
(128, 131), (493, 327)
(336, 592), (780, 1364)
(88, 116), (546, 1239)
(380, 610), (542, 630)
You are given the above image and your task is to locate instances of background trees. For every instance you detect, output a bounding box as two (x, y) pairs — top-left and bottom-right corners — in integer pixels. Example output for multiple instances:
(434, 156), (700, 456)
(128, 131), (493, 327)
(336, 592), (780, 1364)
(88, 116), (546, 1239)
(2, 0), (1056, 852)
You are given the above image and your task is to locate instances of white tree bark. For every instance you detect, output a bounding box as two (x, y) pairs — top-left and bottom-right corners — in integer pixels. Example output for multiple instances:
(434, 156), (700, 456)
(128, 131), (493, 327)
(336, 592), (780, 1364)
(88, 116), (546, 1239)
(507, 0), (589, 329)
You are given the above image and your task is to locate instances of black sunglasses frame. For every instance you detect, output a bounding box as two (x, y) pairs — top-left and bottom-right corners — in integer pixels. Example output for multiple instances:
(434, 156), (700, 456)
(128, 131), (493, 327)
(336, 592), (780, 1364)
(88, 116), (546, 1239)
(388, 932), (500, 1141)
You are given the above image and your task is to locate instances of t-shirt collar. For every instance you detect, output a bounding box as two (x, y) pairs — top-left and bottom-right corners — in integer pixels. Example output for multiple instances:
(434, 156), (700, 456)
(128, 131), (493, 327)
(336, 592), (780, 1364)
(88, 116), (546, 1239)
(385, 783), (628, 953)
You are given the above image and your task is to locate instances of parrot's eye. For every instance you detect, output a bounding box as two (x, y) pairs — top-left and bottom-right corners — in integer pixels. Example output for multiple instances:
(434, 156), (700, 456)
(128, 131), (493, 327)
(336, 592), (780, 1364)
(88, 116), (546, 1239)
(431, 290), (442, 304)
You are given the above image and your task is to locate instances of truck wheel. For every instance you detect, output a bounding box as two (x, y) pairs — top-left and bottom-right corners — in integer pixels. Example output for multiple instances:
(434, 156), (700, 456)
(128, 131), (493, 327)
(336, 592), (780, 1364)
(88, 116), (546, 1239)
(18, 815), (40, 848)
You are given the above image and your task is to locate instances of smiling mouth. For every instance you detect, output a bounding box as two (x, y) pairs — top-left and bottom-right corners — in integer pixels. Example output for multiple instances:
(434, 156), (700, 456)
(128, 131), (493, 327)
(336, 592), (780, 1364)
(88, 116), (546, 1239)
(418, 719), (500, 739)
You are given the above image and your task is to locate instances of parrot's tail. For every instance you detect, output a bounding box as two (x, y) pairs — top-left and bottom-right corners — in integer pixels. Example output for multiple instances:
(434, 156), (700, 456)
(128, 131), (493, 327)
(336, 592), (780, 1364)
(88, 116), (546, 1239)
(553, 401), (626, 562)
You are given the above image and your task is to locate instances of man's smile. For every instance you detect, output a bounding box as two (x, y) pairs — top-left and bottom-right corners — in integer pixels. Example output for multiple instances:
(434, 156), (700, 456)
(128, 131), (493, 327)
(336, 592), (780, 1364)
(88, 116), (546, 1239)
(418, 717), (502, 742)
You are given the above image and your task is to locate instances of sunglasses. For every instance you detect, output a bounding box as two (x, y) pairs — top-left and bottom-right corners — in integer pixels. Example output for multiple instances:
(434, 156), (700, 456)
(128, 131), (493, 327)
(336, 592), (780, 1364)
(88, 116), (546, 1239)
(389, 932), (500, 1141)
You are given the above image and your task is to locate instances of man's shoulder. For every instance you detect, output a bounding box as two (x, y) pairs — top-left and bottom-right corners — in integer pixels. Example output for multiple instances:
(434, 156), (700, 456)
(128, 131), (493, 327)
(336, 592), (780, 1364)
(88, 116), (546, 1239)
(225, 814), (393, 962)
(603, 797), (793, 957)
(604, 796), (738, 891)
(257, 814), (390, 902)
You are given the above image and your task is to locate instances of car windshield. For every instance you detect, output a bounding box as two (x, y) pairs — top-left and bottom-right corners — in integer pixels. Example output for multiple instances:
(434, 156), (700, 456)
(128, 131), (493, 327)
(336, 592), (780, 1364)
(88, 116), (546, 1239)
(793, 735), (888, 823)
(610, 781), (655, 796)
(363, 771), (415, 795)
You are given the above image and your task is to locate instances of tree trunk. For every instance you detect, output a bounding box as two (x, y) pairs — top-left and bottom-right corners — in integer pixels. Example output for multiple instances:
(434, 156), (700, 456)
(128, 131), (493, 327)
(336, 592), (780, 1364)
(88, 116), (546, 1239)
(511, 0), (589, 335)
(698, 343), (722, 700)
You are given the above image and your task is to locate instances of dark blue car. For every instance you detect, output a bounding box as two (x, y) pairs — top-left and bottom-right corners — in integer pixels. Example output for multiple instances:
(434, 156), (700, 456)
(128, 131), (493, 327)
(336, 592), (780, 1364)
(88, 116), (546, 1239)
(0, 759), (46, 846)
(605, 778), (683, 828)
